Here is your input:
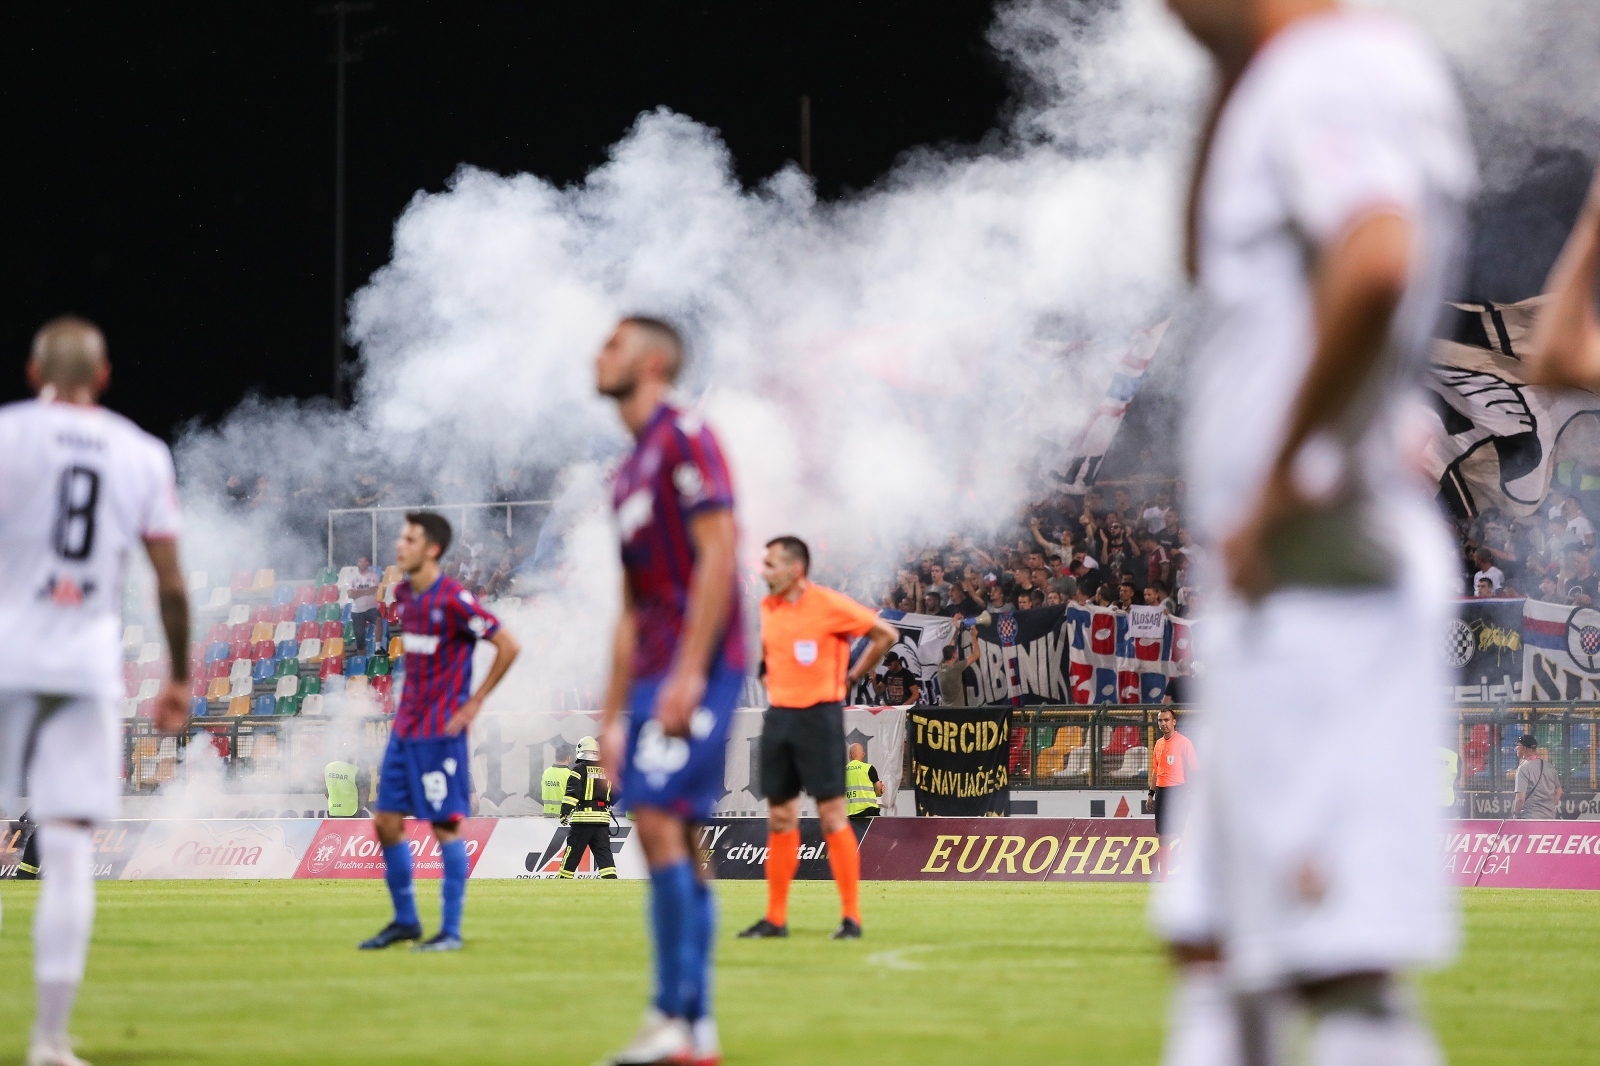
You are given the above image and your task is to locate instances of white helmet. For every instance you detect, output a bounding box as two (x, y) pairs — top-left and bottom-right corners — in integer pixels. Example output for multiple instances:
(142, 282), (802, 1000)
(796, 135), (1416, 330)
(576, 736), (600, 761)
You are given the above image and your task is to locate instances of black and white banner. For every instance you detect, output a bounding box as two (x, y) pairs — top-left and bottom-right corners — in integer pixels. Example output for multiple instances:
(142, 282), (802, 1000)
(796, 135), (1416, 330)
(908, 705), (1011, 816)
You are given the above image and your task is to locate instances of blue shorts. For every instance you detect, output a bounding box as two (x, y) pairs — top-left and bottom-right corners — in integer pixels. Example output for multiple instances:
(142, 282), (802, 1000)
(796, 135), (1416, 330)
(376, 733), (473, 823)
(621, 659), (742, 822)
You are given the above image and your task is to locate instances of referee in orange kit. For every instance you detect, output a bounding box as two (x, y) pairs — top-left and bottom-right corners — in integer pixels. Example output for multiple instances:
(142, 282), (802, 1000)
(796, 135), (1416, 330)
(738, 535), (896, 940)
(1147, 706), (1198, 879)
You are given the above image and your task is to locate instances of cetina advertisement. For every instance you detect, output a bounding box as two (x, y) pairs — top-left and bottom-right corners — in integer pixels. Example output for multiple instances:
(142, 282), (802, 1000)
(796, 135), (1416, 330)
(7, 816), (1598, 889)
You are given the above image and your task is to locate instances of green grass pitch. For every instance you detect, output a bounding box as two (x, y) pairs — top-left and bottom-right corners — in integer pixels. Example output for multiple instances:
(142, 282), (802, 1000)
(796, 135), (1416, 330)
(0, 879), (1596, 1064)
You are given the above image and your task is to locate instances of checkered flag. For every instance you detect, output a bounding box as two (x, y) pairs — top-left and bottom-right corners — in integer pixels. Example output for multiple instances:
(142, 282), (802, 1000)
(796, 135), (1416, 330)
(998, 611), (1022, 706)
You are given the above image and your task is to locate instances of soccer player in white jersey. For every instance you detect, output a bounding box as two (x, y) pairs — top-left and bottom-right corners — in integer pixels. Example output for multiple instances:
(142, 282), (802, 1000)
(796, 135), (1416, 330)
(1151, 1), (1476, 1064)
(0, 318), (190, 1066)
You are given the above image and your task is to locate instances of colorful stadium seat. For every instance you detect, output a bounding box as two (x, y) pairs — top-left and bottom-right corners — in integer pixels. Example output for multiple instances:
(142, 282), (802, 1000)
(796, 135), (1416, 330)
(273, 584), (294, 607)
(294, 604), (317, 624)
(232, 570), (253, 591)
(300, 674), (322, 696)
(322, 637), (344, 661)
(252, 569), (276, 592)
(316, 566), (339, 586)
(318, 619), (341, 640)
(301, 693), (324, 715)
(322, 674), (346, 696)
(230, 675), (252, 699)
(251, 639), (275, 660)
(204, 587), (232, 610)
(292, 584), (315, 606)
(140, 661), (164, 681)
(228, 638), (249, 660)
(342, 621), (356, 644)
(252, 658), (275, 684)
(346, 655), (367, 678)
(229, 623), (251, 644)
(367, 655), (390, 677)
(226, 603), (250, 626)
(227, 696), (250, 717)
(273, 604), (295, 624)
(345, 675), (370, 699)
(189, 675), (207, 699)
(249, 622), (272, 643)
(139, 642), (162, 664)
(318, 584), (339, 605)
(369, 674), (392, 705)
(274, 675), (299, 699)
(299, 637), (323, 663)
(205, 660), (227, 680)
(250, 604), (272, 624)
(190, 697), (209, 719)
(276, 639), (298, 660)
(296, 621), (318, 642)
(320, 654), (343, 678)
(337, 566), (360, 588)
(252, 695), (274, 716)
(273, 621), (296, 643)
(387, 635), (404, 659)
(207, 622), (228, 643)
(275, 657), (299, 678)
(318, 602), (341, 622)
(205, 677), (229, 700)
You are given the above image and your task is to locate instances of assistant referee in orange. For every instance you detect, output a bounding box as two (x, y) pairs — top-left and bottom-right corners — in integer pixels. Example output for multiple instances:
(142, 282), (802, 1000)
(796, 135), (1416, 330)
(738, 535), (896, 940)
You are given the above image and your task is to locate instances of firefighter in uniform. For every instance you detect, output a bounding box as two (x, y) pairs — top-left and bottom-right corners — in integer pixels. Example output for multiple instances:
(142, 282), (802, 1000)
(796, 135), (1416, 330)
(845, 743), (884, 821)
(560, 736), (617, 879)
(542, 742), (576, 817)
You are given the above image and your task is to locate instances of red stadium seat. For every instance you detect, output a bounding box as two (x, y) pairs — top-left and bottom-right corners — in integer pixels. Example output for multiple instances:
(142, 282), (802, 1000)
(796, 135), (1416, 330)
(318, 584), (339, 605)
(319, 620), (342, 641)
(123, 662), (138, 684)
(137, 699), (156, 718)
(231, 570), (253, 591)
(292, 585), (315, 606)
(207, 623), (227, 643)
(320, 655), (344, 678)
(189, 675), (208, 699)
(188, 651), (205, 678)
(229, 623), (251, 643)
(250, 605), (272, 624)
(206, 660), (228, 680)
(274, 604), (295, 624)
(297, 621), (318, 641)
(252, 640), (275, 660)
(139, 662), (164, 682)
(1103, 726), (1138, 756)
(231, 639), (251, 661)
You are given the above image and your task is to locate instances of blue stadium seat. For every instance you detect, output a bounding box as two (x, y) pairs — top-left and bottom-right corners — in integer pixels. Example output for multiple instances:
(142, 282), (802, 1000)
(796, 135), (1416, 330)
(252, 694), (273, 716)
(346, 654), (367, 678)
(294, 603), (317, 624)
(340, 603), (353, 622)
(190, 697), (209, 718)
(276, 639), (298, 659)
(252, 658), (275, 684)
(206, 640), (229, 661)
(322, 674), (346, 696)
(273, 584), (294, 606)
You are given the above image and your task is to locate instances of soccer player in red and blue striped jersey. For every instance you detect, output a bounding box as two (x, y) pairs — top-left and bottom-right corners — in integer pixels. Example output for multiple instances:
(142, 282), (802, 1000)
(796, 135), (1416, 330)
(596, 317), (742, 1066)
(359, 511), (520, 953)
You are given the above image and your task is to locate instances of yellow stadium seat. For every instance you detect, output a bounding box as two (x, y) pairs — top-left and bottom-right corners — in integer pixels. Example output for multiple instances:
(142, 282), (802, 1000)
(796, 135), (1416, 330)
(206, 677), (230, 700)
(387, 636), (404, 659)
(227, 696), (250, 717)
(250, 622), (274, 643)
(322, 637), (344, 660)
(252, 569), (276, 591)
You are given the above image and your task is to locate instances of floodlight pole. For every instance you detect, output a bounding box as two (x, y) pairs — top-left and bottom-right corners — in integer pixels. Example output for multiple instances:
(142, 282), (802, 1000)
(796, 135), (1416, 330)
(320, 1), (375, 405)
(800, 95), (812, 176)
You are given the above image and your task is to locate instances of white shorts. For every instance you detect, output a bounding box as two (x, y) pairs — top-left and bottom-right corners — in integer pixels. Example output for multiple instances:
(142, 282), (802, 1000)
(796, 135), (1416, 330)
(1151, 584), (1459, 991)
(0, 690), (121, 823)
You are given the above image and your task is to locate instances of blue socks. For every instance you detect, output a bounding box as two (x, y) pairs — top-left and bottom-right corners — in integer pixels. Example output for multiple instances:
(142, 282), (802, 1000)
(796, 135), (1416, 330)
(648, 861), (716, 1020)
(649, 861), (695, 1017)
(382, 841), (419, 928)
(440, 839), (468, 938)
(683, 873), (716, 1021)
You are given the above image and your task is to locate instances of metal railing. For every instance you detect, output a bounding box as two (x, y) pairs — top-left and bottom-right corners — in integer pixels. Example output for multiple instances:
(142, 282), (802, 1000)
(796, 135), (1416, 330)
(326, 500), (552, 567)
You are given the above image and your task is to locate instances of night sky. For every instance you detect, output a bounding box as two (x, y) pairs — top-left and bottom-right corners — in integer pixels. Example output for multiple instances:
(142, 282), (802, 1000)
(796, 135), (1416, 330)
(1, 1), (1009, 439)
(1, 2), (1589, 444)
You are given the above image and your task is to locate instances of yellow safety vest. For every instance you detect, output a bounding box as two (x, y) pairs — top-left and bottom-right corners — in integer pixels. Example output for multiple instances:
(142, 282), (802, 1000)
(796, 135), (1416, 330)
(542, 765), (573, 817)
(325, 761), (360, 817)
(1439, 747), (1460, 808)
(845, 760), (878, 816)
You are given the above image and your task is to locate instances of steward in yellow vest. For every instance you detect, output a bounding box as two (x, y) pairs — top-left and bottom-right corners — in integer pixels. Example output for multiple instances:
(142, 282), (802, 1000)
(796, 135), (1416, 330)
(325, 760), (361, 817)
(845, 743), (883, 819)
(542, 745), (576, 817)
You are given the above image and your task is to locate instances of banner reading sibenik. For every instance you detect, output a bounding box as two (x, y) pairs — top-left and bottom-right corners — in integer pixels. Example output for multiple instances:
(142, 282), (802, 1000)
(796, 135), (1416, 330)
(908, 706), (1011, 816)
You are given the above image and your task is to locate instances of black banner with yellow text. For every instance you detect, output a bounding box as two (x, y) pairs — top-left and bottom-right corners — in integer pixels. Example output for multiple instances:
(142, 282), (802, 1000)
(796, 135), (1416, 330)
(908, 706), (1011, 816)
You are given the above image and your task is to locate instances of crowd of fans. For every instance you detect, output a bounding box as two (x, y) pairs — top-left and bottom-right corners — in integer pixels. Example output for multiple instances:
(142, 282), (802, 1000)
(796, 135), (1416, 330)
(856, 481), (1201, 622)
(1455, 493), (1600, 605)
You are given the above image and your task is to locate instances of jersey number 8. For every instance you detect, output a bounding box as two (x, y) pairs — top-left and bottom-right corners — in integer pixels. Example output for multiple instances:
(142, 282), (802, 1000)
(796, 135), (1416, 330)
(53, 465), (101, 561)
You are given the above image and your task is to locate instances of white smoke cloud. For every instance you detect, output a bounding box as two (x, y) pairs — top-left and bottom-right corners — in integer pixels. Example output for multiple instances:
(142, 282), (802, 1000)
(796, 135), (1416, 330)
(168, 0), (1596, 707)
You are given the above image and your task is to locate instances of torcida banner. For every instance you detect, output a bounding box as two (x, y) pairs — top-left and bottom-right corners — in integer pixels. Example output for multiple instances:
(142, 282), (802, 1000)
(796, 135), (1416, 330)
(907, 706), (1012, 816)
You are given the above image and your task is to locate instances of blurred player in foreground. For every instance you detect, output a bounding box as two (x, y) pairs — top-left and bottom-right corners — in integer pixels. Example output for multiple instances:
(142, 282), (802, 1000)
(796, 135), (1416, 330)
(1154, 0), (1475, 1062)
(597, 316), (742, 1066)
(738, 535), (894, 941)
(0, 318), (190, 1066)
(1527, 164), (1600, 387)
(358, 512), (520, 953)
